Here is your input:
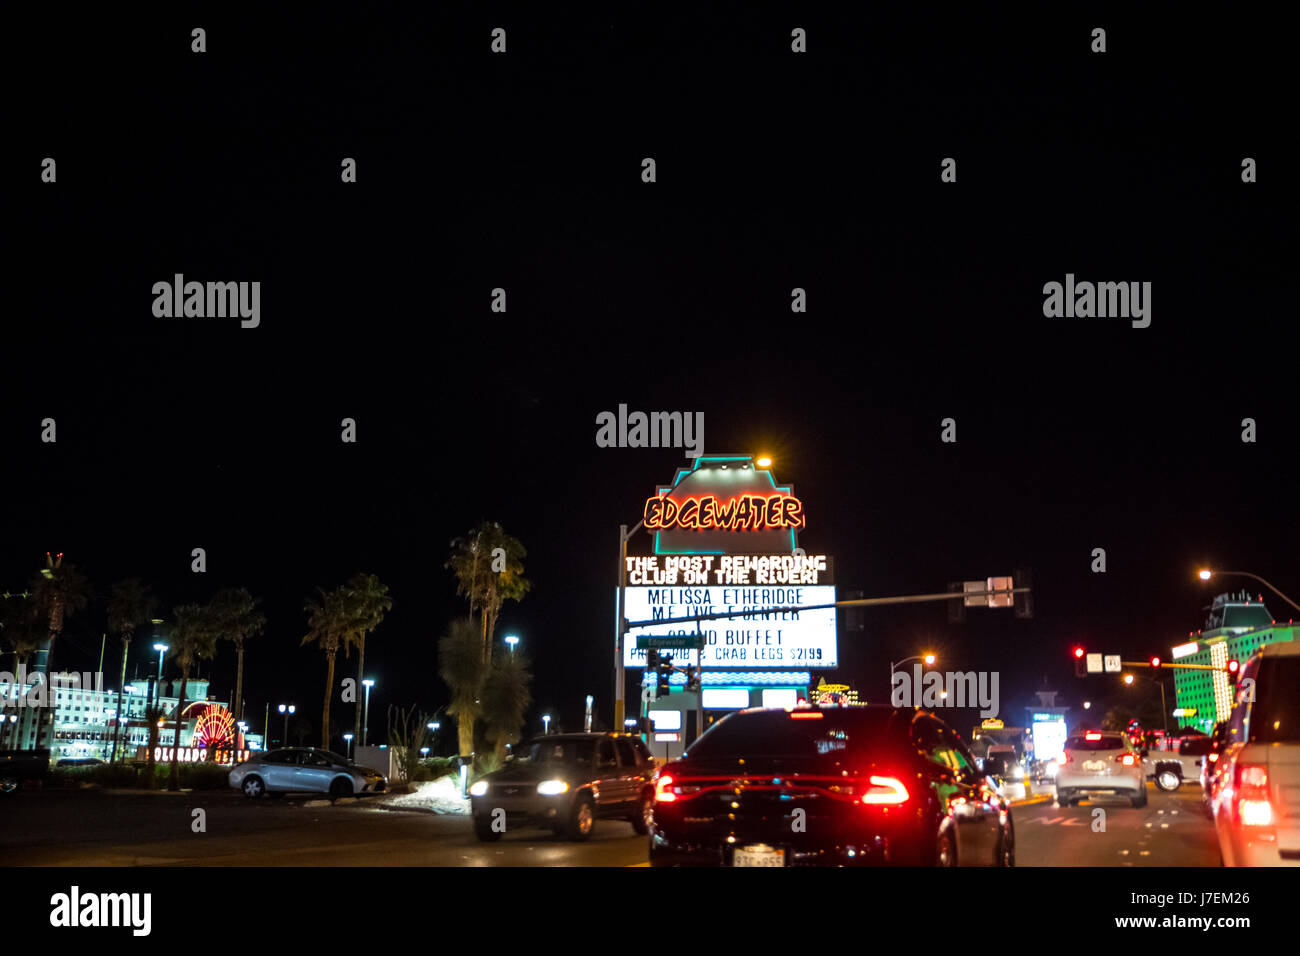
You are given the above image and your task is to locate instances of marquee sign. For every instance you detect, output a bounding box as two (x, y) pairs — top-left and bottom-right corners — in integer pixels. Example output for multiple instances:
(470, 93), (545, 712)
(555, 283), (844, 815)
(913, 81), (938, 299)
(650, 456), (803, 555)
(622, 584), (838, 669)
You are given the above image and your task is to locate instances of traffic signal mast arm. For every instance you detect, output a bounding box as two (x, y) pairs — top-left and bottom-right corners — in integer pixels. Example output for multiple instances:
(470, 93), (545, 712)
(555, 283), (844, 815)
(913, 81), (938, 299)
(622, 585), (1029, 632)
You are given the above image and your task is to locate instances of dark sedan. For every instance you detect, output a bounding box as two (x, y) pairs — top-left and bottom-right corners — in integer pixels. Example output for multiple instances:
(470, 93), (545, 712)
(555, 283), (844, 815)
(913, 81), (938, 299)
(650, 705), (1015, 867)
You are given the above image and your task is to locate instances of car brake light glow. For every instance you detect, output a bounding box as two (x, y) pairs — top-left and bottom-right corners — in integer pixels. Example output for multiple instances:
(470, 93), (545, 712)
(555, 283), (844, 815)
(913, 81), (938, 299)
(1084, 732), (1102, 740)
(1116, 754), (1137, 766)
(1236, 765), (1273, 827)
(654, 774), (676, 802)
(790, 712), (823, 719)
(860, 776), (909, 805)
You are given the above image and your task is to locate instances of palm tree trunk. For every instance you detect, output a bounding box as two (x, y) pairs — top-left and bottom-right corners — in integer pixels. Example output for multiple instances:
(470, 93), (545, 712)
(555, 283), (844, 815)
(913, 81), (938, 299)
(170, 672), (189, 790)
(41, 630), (60, 752)
(322, 649), (336, 750)
(233, 639), (245, 723)
(112, 636), (129, 761)
(457, 712), (474, 758)
(354, 638), (365, 742)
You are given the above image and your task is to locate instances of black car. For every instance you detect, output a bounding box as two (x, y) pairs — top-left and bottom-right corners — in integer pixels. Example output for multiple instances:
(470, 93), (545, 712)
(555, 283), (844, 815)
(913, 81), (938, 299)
(1, 748), (51, 794)
(470, 733), (655, 842)
(650, 706), (1015, 867)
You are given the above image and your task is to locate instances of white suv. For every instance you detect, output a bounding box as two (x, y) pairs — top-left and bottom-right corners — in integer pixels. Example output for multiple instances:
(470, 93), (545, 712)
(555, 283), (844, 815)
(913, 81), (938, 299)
(1055, 731), (1147, 807)
(1214, 640), (1300, 866)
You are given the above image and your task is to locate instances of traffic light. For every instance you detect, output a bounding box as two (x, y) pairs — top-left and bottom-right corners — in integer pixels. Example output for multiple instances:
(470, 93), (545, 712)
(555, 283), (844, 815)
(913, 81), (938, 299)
(1226, 659), (1240, 683)
(1073, 646), (1086, 678)
(947, 582), (965, 624)
(656, 655), (674, 697)
(645, 648), (660, 670)
(683, 666), (700, 693)
(1150, 656), (1161, 669)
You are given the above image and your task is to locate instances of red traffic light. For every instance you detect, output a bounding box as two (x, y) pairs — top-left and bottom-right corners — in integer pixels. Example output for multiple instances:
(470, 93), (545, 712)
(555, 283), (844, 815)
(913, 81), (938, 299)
(1073, 646), (1085, 659)
(1226, 659), (1240, 675)
(1150, 656), (1161, 668)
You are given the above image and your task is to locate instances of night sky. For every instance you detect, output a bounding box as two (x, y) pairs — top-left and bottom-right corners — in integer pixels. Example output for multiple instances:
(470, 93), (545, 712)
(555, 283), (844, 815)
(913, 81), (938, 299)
(4, 5), (1294, 746)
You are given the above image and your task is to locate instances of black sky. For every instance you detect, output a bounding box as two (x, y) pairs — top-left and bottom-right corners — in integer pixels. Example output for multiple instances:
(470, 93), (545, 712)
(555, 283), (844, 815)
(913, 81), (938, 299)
(4, 4), (1294, 745)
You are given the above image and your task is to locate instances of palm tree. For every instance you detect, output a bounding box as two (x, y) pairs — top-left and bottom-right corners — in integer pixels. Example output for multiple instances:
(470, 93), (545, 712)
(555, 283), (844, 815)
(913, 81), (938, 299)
(438, 616), (487, 758)
(209, 588), (266, 724)
(167, 603), (219, 790)
(343, 573), (392, 744)
(1, 594), (45, 749)
(106, 580), (156, 762)
(479, 647), (533, 764)
(446, 522), (531, 666)
(29, 553), (90, 750)
(302, 586), (351, 750)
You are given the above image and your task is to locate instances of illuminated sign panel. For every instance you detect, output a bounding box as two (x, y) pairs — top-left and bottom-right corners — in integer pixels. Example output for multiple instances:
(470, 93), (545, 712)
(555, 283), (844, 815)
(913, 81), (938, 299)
(622, 584), (837, 668)
(701, 688), (751, 709)
(651, 457), (802, 555)
(626, 554), (831, 586)
(1171, 641), (1200, 660)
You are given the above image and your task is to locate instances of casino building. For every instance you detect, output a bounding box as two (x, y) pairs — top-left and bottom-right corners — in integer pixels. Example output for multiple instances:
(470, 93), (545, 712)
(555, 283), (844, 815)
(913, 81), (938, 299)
(1169, 590), (1297, 733)
(620, 455), (838, 759)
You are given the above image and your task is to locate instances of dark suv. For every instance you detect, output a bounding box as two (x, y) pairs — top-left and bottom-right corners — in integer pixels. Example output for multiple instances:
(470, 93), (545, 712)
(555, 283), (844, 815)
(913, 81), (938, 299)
(469, 733), (655, 841)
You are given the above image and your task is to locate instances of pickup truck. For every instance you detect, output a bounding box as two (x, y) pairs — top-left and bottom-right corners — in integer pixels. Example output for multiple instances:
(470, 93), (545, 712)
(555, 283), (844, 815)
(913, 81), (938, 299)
(0, 748), (51, 794)
(1149, 737), (1213, 791)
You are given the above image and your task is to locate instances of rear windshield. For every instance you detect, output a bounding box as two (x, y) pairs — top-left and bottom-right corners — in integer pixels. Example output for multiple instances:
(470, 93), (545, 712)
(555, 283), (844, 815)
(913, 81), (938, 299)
(686, 709), (901, 759)
(1249, 656), (1300, 744)
(1065, 735), (1126, 751)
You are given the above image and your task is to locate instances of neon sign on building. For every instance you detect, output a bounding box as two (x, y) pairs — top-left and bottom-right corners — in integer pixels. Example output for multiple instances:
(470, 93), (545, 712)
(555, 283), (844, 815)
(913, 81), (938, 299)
(642, 493), (805, 532)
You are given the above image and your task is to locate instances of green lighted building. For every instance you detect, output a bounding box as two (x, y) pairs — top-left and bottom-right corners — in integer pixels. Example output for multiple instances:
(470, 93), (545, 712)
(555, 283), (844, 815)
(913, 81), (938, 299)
(1169, 590), (1297, 733)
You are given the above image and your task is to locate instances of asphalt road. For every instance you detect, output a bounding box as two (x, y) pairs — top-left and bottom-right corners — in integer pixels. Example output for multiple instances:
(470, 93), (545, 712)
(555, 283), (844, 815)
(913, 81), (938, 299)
(1, 782), (1220, 866)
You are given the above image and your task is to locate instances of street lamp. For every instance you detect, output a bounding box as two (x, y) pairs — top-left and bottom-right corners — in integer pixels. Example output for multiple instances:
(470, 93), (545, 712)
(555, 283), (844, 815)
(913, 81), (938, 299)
(1196, 569), (1300, 613)
(585, 695), (594, 733)
(151, 643), (169, 708)
(420, 746), (430, 760)
(361, 679), (375, 746)
(278, 703), (295, 747)
(890, 652), (936, 677)
(1123, 673), (1169, 735)
(504, 634), (519, 654)
(343, 732), (354, 758)
(1083, 701), (1091, 710)
(542, 714), (551, 735)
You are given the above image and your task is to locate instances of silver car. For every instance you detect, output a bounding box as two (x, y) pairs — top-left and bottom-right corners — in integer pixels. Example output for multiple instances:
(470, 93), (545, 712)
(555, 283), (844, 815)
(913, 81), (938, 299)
(229, 748), (386, 799)
(1055, 731), (1147, 807)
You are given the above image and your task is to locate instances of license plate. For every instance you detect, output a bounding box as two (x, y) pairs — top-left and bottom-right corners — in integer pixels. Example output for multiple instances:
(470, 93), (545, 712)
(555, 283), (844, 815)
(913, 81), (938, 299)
(733, 845), (785, 867)
(1083, 760), (1106, 772)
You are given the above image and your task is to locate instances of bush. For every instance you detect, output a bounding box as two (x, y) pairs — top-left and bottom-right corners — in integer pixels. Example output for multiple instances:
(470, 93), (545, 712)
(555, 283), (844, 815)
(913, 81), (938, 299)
(423, 757), (459, 782)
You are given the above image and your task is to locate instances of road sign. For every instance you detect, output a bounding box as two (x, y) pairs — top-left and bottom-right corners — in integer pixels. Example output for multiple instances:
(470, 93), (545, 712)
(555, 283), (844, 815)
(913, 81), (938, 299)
(636, 635), (704, 651)
(986, 576), (1014, 608)
(1104, 654), (1121, 673)
(1086, 653), (1104, 674)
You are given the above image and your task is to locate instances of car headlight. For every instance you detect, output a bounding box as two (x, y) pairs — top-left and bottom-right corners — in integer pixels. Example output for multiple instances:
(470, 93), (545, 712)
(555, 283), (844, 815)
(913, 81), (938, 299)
(1012, 765), (1025, 779)
(469, 780), (489, 797)
(537, 780), (569, 795)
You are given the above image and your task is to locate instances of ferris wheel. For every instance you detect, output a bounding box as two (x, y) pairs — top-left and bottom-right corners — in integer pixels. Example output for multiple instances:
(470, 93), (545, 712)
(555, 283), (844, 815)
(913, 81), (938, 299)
(192, 704), (236, 749)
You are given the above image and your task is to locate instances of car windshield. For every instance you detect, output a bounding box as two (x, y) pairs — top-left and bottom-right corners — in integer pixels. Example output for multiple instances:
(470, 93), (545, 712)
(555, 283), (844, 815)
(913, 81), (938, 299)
(317, 751), (351, 766)
(685, 709), (901, 760)
(510, 739), (596, 765)
(1065, 735), (1126, 751)
(1250, 656), (1300, 743)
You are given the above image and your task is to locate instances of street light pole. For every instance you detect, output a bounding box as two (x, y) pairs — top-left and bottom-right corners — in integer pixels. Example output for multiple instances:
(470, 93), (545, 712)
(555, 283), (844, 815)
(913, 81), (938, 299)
(362, 679), (375, 747)
(1199, 569), (1300, 614)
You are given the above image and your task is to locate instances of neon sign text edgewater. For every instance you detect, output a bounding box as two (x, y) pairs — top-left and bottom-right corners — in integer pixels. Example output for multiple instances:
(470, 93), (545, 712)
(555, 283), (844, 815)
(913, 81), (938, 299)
(643, 493), (805, 532)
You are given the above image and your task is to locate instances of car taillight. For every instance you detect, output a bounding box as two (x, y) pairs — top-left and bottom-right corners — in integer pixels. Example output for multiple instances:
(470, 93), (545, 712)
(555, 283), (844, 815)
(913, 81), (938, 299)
(654, 774), (676, 802)
(1058, 752), (1070, 765)
(1115, 754), (1137, 767)
(1208, 753), (1219, 763)
(860, 775), (909, 805)
(1236, 765), (1272, 827)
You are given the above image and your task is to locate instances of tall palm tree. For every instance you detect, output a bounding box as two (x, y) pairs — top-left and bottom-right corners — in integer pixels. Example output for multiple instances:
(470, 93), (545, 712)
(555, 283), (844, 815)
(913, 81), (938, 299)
(29, 553), (90, 750)
(0, 594), (45, 749)
(106, 580), (156, 762)
(438, 616), (487, 758)
(167, 603), (219, 790)
(302, 586), (351, 751)
(209, 588), (265, 724)
(446, 522), (531, 667)
(343, 573), (392, 744)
